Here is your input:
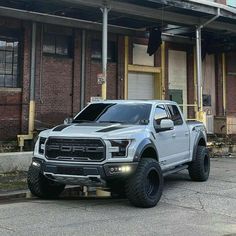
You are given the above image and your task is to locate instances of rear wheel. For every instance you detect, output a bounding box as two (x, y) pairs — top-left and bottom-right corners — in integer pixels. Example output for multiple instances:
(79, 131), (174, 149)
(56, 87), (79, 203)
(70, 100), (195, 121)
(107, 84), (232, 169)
(188, 146), (210, 181)
(27, 164), (65, 199)
(125, 158), (163, 208)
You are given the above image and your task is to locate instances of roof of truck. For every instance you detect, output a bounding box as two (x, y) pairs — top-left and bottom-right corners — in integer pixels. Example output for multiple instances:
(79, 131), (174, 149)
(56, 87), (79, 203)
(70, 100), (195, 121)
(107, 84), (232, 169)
(91, 100), (178, 105)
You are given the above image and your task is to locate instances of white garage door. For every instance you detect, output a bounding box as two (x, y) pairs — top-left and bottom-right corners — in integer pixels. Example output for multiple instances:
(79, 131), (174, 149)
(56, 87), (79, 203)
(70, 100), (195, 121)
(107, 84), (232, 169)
(168, 50), (187, 119)
(128, 72), (154, 100)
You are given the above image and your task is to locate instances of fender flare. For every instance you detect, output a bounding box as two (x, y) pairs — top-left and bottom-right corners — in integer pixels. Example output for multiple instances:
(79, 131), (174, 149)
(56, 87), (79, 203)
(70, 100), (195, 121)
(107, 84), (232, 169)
(133, 138), (159, 162)
(192, 131), (207, 161)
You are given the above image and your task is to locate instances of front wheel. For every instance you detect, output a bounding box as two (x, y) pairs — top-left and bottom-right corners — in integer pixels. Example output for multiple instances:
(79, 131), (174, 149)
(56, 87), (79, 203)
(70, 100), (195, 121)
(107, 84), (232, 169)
(188, 146), (210, 181)
(125, 158), (163, 208)
(27, 164), (65, 199)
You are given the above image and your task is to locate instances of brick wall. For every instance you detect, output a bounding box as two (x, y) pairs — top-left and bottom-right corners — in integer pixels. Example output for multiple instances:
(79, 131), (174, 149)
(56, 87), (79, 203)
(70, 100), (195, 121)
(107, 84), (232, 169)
(226, 51), (236, 115)
(35, 56), (73, 127)
(85, 32), (119, 104)
(0, 17), (25, 141)
(0, 90), (22, 140)
(34, 25), (76, 129)
(215, 0), (226, 4)
(215, 53), (224, 116)
(21, 21), (31, 135)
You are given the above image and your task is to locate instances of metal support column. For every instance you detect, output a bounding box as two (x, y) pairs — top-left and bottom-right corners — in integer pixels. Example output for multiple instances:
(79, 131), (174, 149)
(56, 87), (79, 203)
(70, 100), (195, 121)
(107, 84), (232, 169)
(29, 22), (37, 134)
(195, 8), (220, 123)
(102, 5), (108, 100)
(222, 53), (226, 116)
(124, 36), (129, 99)
(161, 42), (166, 100)
(196, 27), (202, 112)
(80, 30), (86, 109)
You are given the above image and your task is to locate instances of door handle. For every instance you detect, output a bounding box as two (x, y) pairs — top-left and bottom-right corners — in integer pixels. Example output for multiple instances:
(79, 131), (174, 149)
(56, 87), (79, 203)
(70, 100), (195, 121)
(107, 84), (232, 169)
(172, 133), (176, 138)
(185, 132), (189, 136)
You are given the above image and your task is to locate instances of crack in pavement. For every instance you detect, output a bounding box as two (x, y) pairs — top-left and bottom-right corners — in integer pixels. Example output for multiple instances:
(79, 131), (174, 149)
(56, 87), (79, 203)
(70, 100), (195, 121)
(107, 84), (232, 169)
(197, 195), (206, 211)
(0, 225), (15, 232)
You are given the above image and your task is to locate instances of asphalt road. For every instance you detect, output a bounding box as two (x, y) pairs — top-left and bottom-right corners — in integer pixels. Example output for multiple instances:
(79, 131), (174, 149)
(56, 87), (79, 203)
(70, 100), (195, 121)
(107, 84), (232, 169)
(0, 158), (236, 236)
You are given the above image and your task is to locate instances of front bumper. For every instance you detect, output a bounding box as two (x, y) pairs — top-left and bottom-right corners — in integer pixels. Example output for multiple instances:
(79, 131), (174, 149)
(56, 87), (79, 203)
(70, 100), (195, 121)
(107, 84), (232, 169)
(32, 157), (138, 186)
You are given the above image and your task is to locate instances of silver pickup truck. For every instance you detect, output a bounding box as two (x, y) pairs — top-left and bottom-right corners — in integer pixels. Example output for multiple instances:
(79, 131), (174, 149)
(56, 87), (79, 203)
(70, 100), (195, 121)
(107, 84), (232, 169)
(28, 100), (209, 208)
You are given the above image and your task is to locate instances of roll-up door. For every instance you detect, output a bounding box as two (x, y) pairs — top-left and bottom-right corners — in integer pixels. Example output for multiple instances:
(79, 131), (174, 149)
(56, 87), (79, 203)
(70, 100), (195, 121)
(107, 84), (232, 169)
(128, 72), (154, 99)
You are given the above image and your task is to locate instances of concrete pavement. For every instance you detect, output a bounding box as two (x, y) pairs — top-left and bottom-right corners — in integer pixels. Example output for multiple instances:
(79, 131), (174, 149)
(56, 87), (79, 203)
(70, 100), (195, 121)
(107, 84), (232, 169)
(0, 157), (235, 236)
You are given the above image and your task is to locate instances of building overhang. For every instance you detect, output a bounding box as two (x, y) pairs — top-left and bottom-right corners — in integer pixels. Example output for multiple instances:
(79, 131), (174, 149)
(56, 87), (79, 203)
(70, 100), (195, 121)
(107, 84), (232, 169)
(0, 0), (235, 48)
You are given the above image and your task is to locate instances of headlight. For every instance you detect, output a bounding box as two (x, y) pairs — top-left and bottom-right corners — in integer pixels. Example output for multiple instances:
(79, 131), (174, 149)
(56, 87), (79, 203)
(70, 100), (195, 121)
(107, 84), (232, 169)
(38, 137), (46, 154)
(109, 140), (130, 158)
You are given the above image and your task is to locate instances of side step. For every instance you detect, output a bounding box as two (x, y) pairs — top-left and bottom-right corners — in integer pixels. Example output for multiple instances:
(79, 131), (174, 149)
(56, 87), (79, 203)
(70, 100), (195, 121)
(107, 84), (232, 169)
(163, 164), (189, 177)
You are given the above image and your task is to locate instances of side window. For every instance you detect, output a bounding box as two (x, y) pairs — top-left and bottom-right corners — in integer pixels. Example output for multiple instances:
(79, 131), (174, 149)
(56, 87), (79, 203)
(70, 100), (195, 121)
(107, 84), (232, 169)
(167, 105), (183, 126)
(154, 105), (168, 125)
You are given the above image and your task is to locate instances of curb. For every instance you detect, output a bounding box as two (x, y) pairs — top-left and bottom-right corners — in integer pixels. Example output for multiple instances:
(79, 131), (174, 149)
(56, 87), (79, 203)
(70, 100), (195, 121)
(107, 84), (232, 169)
(0, 187), (110, 201)
(0, 189), (28, 200)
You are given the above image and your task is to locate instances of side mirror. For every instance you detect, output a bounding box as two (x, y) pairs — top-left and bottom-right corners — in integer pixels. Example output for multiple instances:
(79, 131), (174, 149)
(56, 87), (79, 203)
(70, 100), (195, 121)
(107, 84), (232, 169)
(64, 117), (73, 125)
(154, 119), (174, 132)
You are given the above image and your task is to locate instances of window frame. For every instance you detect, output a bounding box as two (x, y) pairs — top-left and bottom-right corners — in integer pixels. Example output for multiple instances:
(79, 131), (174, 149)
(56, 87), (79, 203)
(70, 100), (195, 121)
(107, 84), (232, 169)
(0, 35), (21, 88)
(43, 33), (73, 58)
(91, 39), (117, 63)
(153, 104), (169, 127)
(166, 104), (183, 126)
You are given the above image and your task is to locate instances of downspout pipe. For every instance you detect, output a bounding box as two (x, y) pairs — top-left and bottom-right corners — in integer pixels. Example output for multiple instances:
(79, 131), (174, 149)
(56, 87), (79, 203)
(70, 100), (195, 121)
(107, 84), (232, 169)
(196, 8), (221, 112)
(101, 5), (108, 100)
(17, 22), (37, 150)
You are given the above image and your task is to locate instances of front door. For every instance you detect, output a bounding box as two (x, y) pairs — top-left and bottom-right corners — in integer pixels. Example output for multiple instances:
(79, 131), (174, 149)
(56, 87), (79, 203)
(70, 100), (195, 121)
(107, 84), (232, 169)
(153, 104), (180, 170)
(166, 104), (190, 163)
(153, 104), (190, 170)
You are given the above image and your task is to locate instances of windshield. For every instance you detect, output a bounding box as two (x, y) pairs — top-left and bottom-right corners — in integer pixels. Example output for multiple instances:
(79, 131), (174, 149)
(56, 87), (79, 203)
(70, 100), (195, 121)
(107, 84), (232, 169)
(73, 103), (152, 125)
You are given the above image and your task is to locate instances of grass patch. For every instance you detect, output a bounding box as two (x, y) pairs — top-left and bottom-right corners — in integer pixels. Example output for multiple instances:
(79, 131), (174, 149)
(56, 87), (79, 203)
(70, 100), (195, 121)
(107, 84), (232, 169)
(0, 171), (27, 192)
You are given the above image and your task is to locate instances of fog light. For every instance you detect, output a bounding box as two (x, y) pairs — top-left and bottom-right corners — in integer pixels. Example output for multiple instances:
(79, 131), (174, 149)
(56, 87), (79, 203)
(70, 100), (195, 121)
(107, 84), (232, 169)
(121, 166), (131, 172)
(32, 161), (40, 167)
(109, 165), (131, 174)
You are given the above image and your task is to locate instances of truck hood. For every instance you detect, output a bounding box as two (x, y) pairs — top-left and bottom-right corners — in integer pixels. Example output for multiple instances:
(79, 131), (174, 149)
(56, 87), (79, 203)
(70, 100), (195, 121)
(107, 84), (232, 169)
(41, 123), (147, 139)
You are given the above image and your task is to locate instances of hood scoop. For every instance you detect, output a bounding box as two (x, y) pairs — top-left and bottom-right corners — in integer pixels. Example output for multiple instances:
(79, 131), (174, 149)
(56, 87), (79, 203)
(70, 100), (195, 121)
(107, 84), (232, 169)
(96, 126), (126, 133)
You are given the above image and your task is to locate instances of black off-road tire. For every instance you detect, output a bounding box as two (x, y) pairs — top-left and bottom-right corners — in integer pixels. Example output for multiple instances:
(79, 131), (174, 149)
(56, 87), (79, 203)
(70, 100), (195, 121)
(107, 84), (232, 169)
(125, 158), (163, 208)
(27, 164), (65, 199)
(188, 146), (210, 181)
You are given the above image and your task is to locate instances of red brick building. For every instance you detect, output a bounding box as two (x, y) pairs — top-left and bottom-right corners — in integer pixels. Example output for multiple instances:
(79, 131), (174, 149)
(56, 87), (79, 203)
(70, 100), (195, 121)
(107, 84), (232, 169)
(0, 0), (236, 144)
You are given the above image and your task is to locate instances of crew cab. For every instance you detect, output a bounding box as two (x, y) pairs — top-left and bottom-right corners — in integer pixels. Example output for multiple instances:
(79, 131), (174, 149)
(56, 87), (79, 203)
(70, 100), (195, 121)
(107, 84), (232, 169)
(28, 100), (210, 208)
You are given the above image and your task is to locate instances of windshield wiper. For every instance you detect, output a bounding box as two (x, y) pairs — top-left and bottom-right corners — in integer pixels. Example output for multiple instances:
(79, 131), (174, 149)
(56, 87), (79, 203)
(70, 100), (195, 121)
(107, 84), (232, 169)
(73, 120), (95, 123)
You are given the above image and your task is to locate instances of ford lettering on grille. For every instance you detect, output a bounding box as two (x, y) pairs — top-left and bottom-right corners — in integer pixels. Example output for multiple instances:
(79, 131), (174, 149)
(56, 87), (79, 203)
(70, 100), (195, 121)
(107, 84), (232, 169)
(45, 138), (105, 162)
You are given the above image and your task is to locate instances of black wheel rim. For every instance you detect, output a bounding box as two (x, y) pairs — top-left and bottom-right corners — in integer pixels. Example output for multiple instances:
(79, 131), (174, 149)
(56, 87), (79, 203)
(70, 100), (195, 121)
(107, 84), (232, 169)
(145, 168), (159, 197)
(204, 154), (210, 173)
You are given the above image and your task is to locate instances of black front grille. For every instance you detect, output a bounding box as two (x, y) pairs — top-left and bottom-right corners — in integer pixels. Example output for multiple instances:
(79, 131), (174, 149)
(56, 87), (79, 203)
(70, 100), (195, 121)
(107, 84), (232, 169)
(45, 138), (105, 162)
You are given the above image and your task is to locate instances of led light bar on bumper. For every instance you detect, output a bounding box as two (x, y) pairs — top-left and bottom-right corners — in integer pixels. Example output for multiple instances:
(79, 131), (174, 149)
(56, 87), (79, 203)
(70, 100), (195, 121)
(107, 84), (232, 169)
(103, 163), (138, 176)
(109, 139), (130, 158)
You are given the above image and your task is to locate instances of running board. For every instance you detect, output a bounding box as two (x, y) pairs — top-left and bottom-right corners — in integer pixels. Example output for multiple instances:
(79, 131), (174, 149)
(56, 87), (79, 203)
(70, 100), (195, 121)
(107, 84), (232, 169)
(163, 165), (188, 177)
